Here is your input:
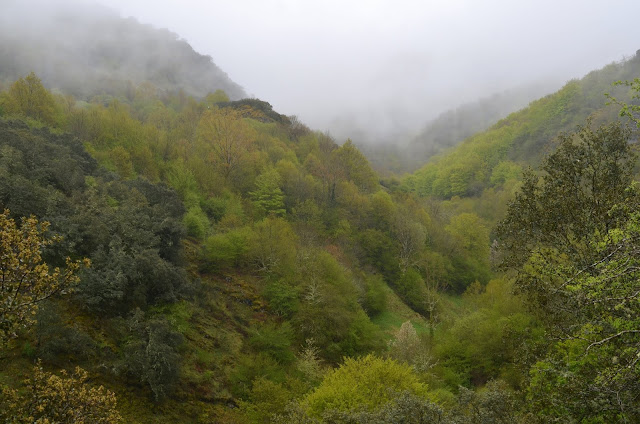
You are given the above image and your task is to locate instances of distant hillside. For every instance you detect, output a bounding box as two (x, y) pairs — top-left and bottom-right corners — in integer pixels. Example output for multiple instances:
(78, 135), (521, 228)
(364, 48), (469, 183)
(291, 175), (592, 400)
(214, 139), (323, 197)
(408, 81), (558, 164)
(0, 1), (246, 100)
(359, 81), (558, 175)
(404, 52), (640, 198)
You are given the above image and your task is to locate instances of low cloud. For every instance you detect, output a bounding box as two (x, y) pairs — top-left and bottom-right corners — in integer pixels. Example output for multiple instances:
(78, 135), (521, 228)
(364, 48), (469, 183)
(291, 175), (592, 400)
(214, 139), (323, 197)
(11, 0), (640, 142)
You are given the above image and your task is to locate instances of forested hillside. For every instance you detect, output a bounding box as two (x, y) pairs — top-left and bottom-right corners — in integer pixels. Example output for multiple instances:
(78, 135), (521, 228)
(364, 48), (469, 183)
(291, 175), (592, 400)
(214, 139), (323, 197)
(0, 7), (640, 423)
(410, 82), (557, 164)
(0, 1), (245, 100)
(363, 81), (557, 174)
(0, 70), (502, 422)
(404, 53), (640, 199)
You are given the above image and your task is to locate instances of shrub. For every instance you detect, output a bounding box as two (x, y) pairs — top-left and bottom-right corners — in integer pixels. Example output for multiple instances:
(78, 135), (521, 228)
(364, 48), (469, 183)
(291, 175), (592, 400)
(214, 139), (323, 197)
(183, 205), (209, 239)
(304, 355), (430, 417)
(362, 274), (387, 317)
(203, 227), (252, 270)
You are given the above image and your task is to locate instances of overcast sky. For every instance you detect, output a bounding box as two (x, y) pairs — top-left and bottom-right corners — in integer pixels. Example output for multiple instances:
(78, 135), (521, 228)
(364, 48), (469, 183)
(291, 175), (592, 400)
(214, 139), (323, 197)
(78, 0), (640, 141)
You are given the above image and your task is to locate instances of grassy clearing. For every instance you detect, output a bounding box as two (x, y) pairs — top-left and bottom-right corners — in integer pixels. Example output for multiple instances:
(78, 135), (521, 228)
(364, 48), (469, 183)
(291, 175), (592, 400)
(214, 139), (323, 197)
(371, 283), (430, 337)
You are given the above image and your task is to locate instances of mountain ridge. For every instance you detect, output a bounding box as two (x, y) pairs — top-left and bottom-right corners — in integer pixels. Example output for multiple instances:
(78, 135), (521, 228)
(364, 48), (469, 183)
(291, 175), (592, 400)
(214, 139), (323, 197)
(0, 1), (246, 100)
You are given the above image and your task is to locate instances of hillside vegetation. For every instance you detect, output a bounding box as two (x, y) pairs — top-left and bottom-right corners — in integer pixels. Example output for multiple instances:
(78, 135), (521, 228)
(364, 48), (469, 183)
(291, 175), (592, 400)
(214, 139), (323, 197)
(0, 70), (505, 422)
(362, 81), (557, 174)
(0, 10), (640, 422)
(404, 54), (640, 198)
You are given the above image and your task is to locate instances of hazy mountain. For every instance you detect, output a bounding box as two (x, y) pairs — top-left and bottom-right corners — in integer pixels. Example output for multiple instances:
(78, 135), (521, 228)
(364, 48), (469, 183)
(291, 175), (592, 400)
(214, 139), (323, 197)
(358, 80), (559, 175)
(410, 81), (558, 162)
(0, 1), (246, 100)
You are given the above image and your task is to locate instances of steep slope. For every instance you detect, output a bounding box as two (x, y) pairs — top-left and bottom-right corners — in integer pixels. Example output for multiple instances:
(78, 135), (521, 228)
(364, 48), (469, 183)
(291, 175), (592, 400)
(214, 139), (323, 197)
(0, 1), (245, 100)
(0, 72), (453, 421)
(404, 53), (640, 198)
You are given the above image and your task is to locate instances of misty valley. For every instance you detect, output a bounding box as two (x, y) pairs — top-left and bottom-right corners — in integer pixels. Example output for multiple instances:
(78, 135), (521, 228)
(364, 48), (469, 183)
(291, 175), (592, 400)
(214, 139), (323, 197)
(1, 2), (640, 423)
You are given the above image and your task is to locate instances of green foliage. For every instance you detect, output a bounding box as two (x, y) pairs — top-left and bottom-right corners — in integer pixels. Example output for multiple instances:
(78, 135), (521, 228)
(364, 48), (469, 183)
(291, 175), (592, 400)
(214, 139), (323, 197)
(4, 72), (58, 125)
(249, 217), (297, 275)
(203, 227), (252, 270)
(0, 134), (194, 412)
(250, 168), (286, 217)
(361, 274), (387, 317)
(368, 190), (396, 230)
(197, 107), (257, 183)
(451, 380), (519, 424)
(0, 210), (87, 343)
(404, 83), (553, 170)
(445, 213), (491, 291)
(0, 119), (97, 218)
(489, 160), (522, 186)
(249, 322), (296, 365)
(433, 279), (541, 389)
(5, 48), (623, 423)
(74, 180), (188, 314)
(525, 211), (640, 421)
(35, 301), (95, 362)
(294, 251), (383, 362)
(334, 139), (379, 193)
(263, 281), (299, 318)
(205, 89), (230, 105)
(359, 229), (399, 282)
(166, 159), (199, 198)
(239, 377), (297, 424)
(106, 145), (135, 178)
(122, 309), (183, 401)
(201, 195), (228, 222)
(314, 391), (445, 424)
(230, 353), (288, 399)
(405, 122), (518, 198)
(497, 122), (636, 320)
(607, 76), (640, 128)
(493, 117), (640, 420)
(217, 98), (291, 124)
(395, 268), (430, 315)
(392, 208), (428, 273)
(183, 205), (210, 239)
(303, 355), (430, 417)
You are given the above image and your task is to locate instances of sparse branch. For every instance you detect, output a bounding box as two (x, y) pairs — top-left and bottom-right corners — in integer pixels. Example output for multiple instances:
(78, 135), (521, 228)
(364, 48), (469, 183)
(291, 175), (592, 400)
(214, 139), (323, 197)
(606, 78), (640, 128)
(585, 330), (640, 353)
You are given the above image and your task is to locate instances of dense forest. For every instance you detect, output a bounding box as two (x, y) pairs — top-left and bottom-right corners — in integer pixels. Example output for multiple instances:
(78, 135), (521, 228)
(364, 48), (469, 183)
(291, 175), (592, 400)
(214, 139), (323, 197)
(1, 6), (640, 424)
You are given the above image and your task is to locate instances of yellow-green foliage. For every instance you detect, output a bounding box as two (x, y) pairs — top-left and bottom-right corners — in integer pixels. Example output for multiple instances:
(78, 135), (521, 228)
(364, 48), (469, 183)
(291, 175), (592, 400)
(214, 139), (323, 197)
(250, 217), (297, 275)
(0, 210), (88, 343)
(405, 122), (520, 198)
(2, 72), (58, 126)
(239, 377), (296, 424)
(183, 205), (210, 239)
(303, 354), (429, 417)
(0, 361), (121, 424)
(204, 226), (253, 270)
